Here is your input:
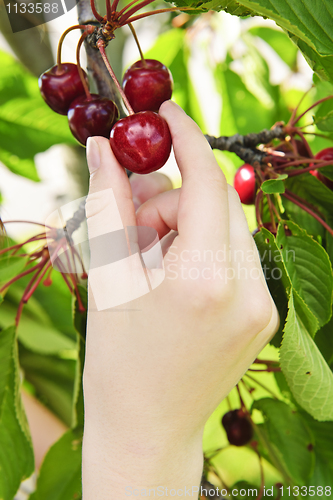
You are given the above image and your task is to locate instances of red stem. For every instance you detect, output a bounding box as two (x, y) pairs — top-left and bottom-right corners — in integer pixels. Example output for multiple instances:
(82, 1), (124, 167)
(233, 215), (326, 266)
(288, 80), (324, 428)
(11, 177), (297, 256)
(0, 257), (48, 293)
(106, 0), (112, 21)
(118, 0), (155, 20)
(90, 0), (104, 21)
(3, 220), (53, 229)
(282, 190), (333, 236)
(292, 94), (333, 126)
(255, 190), (264, 227)
(286, 159), (333, 177)
(23, 262), (52, 303)
(97, 41), (134, 114)
(120, 7), (192, 25)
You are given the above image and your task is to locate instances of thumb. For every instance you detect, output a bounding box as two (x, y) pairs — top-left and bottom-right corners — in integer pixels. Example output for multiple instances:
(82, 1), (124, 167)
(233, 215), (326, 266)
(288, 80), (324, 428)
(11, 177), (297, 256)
(86, 137), (148, 311)
(86, 136), (137, 238)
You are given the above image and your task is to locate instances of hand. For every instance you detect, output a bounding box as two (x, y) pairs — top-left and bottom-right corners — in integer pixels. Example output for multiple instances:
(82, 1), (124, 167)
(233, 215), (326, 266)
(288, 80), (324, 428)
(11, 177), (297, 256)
(82, 101), (279, 499)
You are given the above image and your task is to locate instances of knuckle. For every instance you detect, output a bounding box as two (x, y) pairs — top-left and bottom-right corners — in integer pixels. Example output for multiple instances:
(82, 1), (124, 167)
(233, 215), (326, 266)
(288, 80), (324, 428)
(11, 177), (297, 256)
(243, 285), (274, 335)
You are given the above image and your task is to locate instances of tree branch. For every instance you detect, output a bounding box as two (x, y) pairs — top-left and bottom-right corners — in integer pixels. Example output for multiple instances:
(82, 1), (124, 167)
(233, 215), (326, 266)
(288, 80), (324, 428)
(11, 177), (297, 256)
(205, 125), (286, 165)
(76, 0), (125, 115)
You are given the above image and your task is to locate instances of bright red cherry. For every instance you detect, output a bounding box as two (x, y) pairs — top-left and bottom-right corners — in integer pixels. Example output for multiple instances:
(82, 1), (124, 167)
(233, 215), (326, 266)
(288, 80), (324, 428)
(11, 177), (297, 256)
(39, 63), (89, 115)
(122, 59), (173, 113)
(68, 94), (119, 146)
(110, 111), (172, 174)
(233, 164), (256, 205)
(222, 409), (253, 447)
(310, 148), (333, 189)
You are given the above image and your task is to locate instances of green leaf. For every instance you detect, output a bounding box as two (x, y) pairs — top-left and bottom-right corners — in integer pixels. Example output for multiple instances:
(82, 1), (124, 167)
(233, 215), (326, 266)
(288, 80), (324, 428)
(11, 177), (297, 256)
(252, 398), (314, 485)
(19, 346), (76, 427)
(262, 179), (285, 194)
(300, 411), (333, 489)
(0, 326), (34, 499)
(0, 50), (76, 180)
(277, 220), (333, 328)
(254, 228), (291, 347)
(249, 26), (298, 68)
(172, 0), (333, 84)
(314, 98), (333, 132)
(285, 173), (333, 219)
(33, 428), (82, 500)
(72, 285), (87, 429)
(0, 301), (77, 355)
(0, 253), (28, 285)
(280, 291), (333, 421)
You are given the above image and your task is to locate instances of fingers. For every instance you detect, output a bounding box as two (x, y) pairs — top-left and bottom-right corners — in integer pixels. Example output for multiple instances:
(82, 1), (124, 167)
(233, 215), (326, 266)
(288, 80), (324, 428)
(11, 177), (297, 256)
(86, 137), (136, 238)
(130, 173), (173, 209)
(159, 101), (229, 252)
(136, 189), (180, 240)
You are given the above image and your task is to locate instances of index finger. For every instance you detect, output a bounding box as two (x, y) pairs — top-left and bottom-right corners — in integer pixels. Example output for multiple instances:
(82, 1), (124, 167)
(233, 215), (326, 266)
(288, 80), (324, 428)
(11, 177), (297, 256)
(159, 101), (229, 253)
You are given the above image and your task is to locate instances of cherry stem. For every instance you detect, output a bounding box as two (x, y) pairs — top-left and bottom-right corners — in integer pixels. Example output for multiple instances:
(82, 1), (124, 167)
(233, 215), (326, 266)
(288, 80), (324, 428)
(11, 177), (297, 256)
(3, 220), (53, 229)
(56, 25), (87, 67)
(288, 86), (313, 126)
(292, 94), (333, 126)
(244, 373), (279, 400)
(286, 159), (333, 177)
(0, 258), (48, 294)
(248, 367), (281, 372)
(236, 384), (246, 412)
(106, 0), (112, 21)
(255, 190), (264, 227)
(118, 0), (155, 21)
(266, 194), (277, 233)
(111, 0), (121, 13)
(77, 31), (91, 100)
(90, 0), (104, 21)
(120, 6), (194, 26)
(254, 358), (278, 365)
(128, 22), (145, 63)
(97, 41), (135, 115)
(23, 261), (52, 303)
(253, 444), (265, 500)
(282, 190), (333, 236)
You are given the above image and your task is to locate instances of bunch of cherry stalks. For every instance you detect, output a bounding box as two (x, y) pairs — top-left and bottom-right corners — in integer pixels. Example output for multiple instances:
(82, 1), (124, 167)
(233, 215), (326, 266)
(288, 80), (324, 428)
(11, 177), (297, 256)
(38, 0), (190, 174)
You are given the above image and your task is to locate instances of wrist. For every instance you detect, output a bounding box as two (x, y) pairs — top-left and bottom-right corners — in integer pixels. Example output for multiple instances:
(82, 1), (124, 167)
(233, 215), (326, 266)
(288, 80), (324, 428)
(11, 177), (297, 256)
(82, 419), (204, 499)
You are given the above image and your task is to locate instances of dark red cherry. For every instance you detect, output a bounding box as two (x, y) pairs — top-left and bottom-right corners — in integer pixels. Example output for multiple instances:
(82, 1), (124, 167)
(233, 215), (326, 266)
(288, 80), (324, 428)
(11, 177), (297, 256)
(39, 63), (89, 115)
(221, 410), (239, 431)
(68, 94), (119, 146)
(310, 148), (333, 189)
(221, 409), (253, 447)
(110, 111), (172, 174)
(123, 59), (173, 113)
(233, 164), (256, 205)
(277, 139), (311, 158)
(227, 418), (253, 446)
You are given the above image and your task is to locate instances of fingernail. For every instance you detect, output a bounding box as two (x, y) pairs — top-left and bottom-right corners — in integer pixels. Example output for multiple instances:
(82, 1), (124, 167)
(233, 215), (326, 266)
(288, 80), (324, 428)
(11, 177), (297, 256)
(87, 137), (101, 173)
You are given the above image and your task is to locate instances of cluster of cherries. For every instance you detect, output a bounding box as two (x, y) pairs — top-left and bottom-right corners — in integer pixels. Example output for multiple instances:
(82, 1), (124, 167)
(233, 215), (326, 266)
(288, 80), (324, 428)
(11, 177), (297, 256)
(39, 57), (173, 174)
(38, 0), (182, 175)
(221, 408), (253, 447)
(234, 144), (333, 205)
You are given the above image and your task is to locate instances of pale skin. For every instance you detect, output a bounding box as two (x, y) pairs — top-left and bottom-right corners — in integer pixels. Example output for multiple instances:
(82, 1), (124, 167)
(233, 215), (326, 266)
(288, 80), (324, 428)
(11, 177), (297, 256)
(82, 101), (279, 498)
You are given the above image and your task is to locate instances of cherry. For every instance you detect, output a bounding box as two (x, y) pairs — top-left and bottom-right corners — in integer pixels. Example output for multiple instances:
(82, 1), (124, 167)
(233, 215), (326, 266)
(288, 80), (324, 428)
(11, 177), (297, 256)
(122, 59), (173, 113)
(222, 409), (253, 447)
(310, 148), (333, 189)
(110, 111), (172, 174)
(39, 63), (89, 115)
(277, 139), (311, 158)
(233, 164), (256, 205)
(68, 94), (119, 146)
